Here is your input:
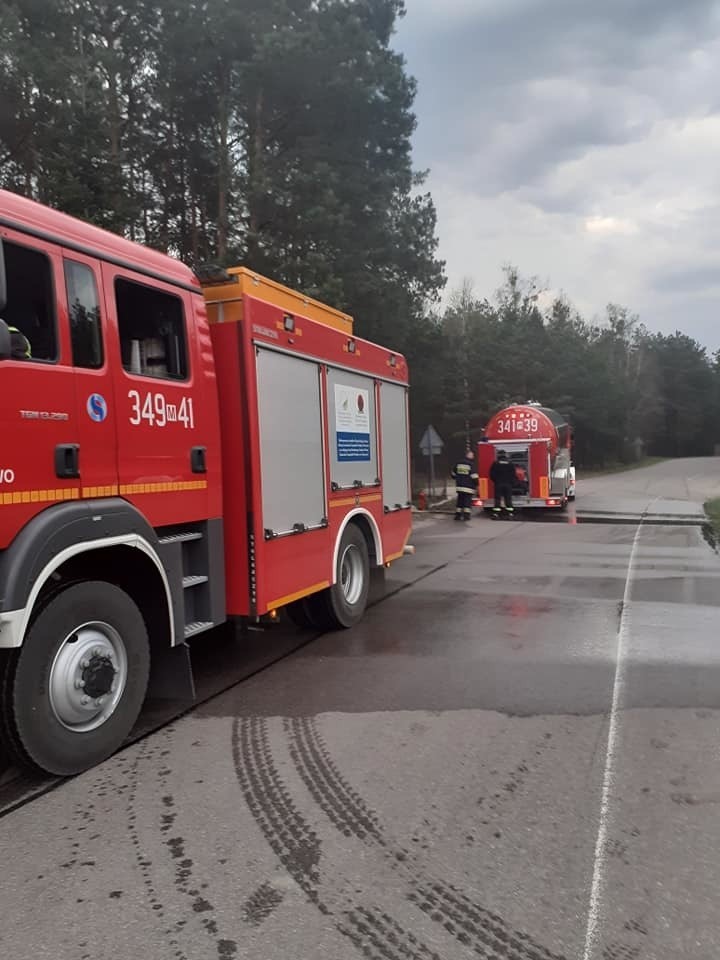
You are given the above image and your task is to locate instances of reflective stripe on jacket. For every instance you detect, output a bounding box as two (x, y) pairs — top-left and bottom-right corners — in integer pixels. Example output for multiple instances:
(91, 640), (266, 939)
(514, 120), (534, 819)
(451, 458), (478, 494)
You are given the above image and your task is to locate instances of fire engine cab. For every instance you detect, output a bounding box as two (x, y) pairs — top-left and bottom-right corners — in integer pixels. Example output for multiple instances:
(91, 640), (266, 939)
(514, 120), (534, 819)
(0, 189), (412, 775)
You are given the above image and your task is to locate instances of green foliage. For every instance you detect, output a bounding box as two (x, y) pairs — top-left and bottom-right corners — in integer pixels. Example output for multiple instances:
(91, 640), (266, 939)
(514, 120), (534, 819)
(0, 0), (443, 339)
(704, 498), (720, 552)
(422, 269), (720, 469)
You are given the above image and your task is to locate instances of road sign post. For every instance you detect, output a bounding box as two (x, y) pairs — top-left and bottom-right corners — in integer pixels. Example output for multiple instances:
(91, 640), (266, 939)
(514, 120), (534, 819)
(419, 425), (444, 501)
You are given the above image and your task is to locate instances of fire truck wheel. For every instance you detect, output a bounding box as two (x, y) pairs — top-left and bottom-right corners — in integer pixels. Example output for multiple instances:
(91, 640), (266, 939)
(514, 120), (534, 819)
(2, 581), (150, 776)
(285, 597), (321, 630)
(311, 524), (370, 630)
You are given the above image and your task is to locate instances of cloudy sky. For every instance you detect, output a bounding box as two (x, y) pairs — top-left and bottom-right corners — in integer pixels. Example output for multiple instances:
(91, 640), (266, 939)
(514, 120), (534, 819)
(394, 0), (720, 351)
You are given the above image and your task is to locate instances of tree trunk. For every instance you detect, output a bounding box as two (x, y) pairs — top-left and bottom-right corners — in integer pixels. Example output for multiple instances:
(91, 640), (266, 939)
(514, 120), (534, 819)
(245, 86), (264, 266)
(217, 68), (230, 263)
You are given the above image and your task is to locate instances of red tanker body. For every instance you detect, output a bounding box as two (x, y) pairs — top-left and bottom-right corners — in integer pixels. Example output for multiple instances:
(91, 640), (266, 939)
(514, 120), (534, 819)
(474, 402), (576, 511)
(0, 189), (413, 775)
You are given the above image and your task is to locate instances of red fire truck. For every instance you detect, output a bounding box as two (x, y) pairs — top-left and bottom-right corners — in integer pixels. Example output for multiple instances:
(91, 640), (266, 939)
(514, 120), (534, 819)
(0, 189), (412, 775)
(474, 402), (576, 511)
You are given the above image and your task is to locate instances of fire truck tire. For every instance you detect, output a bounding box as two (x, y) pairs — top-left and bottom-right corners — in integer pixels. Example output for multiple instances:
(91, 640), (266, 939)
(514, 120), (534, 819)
(285, 597), (321, 630)
(1, 581), (150, 776)
(311, 524), (370, 630)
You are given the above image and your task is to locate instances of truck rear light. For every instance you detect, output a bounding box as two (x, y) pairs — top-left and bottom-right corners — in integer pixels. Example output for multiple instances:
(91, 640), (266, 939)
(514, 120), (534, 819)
(546, 498), (560, 506)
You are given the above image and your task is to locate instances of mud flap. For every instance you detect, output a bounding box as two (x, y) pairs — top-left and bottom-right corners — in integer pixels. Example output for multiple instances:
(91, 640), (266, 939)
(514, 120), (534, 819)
(147, 640), (196, 701)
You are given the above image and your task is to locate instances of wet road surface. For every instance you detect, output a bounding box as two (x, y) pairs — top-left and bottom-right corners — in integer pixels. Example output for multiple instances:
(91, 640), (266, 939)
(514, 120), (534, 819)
(1, 458), (719, 960)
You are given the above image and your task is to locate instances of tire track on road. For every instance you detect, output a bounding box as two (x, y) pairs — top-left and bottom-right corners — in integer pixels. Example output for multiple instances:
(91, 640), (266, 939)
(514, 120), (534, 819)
(285, 716), (567, 960)
(344, 907), (443, 960)
(125, 740), (190, 960)
(152, 727), (238, 960)
(232, 716), (443, 960)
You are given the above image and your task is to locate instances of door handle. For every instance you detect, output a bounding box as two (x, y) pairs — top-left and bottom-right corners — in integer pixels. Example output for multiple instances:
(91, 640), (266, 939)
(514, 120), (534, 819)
(190, 446), (207, 474)
(55, 444), (80, 479)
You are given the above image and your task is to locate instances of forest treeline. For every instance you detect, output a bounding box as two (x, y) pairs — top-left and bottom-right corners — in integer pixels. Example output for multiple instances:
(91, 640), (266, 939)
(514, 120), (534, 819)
(1, 0), (717, 469)
(420, 271), (720, 470)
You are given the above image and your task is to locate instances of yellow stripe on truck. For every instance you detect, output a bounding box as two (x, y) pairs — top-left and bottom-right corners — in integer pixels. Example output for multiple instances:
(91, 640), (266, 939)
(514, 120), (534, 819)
(0, 480), (208, 506)
(539, 476), (549, 498)
(1, 488), (80, 505)
(118, 480), (208, 495)
(267, 581), (331, 610)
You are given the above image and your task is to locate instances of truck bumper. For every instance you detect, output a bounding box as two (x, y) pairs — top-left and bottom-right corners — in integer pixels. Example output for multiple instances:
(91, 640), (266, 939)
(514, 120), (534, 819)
(473, 497), (566, 509)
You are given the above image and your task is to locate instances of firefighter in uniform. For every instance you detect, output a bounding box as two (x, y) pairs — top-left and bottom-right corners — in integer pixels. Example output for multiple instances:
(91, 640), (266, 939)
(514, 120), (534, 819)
(451, 450), (478, 521)
(490, 449), (516, 517)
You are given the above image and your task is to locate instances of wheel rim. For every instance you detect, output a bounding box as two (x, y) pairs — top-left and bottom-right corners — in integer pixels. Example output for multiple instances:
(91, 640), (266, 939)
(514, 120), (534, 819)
(340, 544), (365, 607)
(49, 621), (128, 733)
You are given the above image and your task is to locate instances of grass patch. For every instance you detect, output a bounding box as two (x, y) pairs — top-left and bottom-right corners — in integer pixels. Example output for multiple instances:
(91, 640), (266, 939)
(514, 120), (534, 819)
(703, 498), (720, 551)
(579, 457), (667, 478)
(705, 498), (720, 527)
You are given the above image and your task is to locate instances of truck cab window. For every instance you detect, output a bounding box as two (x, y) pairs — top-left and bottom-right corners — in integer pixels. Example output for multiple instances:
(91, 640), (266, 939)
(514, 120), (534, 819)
(1, 241), (57, 361)
(65, 260), (103, 369)
(115, 277), (188, 380)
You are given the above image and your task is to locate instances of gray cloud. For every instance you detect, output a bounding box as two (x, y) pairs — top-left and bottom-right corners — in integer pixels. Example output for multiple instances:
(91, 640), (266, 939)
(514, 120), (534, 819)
(652, 264), (720, 294)
(403, 0), (718, 186)
(395, 0), (720, 350)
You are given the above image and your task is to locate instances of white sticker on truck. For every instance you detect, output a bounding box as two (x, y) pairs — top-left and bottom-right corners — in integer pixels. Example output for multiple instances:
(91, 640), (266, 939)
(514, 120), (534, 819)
(496, 416), (540, 434)
(128, 390), (195, 429)
(334, 383), (370, 462)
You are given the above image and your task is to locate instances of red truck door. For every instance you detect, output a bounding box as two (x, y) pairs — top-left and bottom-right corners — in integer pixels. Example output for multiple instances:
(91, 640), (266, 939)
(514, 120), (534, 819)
(0, 231), (79, 546)
(100, 264), (210, 527)
(477, 443), (496, 501)
(528, 442), (550, 499)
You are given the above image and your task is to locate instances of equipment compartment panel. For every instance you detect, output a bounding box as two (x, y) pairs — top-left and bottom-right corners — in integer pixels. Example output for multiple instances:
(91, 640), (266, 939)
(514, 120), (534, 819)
(380, 382), (410, 510)
(256, 348), (326, 535)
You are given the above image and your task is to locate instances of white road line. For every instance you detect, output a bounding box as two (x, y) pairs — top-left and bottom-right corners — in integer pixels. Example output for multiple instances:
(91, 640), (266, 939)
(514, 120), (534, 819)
(581, 501), (655, 960)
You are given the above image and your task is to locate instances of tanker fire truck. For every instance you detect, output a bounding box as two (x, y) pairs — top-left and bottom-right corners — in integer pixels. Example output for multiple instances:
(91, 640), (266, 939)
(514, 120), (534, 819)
(0, 189), (413, 775)
(474, 402), (576, 512)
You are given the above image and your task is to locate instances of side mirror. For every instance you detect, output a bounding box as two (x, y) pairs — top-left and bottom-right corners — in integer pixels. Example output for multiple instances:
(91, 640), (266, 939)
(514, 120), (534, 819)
(0, 319), (11, 360)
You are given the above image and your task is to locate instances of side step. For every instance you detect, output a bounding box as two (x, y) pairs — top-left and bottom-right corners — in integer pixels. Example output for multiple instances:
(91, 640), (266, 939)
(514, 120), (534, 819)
(155, 521), (225, 644)
(158, 532), (203, 545)
(182, 575), (209, 588)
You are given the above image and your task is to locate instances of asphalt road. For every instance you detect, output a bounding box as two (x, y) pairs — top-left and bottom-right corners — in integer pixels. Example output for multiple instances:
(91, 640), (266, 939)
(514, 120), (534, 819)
(1, 458), (720, 960)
